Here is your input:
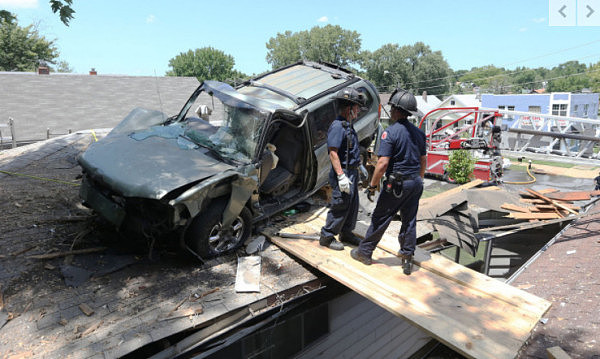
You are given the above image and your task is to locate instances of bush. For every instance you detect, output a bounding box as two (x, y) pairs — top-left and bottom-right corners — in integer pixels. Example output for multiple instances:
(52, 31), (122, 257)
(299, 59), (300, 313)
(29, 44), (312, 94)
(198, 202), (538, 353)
(445, 149), (475, 184)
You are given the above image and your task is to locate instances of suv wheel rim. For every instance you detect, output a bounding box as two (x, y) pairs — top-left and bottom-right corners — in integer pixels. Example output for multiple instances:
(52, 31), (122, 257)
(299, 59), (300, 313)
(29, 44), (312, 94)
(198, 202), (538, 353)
(208, 216), (245, 253)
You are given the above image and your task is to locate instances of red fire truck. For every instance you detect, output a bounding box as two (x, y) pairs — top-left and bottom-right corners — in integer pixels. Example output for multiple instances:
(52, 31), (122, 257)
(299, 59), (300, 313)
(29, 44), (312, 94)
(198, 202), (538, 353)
(417, 107), (504, 182)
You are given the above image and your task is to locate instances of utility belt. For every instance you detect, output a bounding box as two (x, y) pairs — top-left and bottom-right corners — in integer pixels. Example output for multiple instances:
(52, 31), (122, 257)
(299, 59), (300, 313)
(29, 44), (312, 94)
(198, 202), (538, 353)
(383, 171), (418, 198)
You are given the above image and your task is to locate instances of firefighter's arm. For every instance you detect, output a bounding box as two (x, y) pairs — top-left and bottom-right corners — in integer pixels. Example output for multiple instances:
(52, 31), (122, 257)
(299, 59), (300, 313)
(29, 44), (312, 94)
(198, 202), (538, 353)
(420, 155), (427, 179)
(370, 156), (390, 188)
(328, 148), (344, 176)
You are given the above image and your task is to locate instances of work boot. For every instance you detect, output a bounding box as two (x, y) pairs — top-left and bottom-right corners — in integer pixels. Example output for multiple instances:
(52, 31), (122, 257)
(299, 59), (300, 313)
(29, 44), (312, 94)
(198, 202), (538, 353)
(340, 233), (361, 246)
(399, 253), (413, 275)
(350, 248), (372, 265)
(320, 235), (344, 251)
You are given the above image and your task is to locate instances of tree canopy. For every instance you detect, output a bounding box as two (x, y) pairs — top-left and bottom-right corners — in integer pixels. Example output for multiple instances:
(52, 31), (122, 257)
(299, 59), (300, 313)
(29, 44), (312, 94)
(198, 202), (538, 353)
(361, 42), (451, 95)
(0, 16), (59, 71)
(166, 47), (246, 83)
(266, 25), (362, 69)
(453, 61), (597, 94)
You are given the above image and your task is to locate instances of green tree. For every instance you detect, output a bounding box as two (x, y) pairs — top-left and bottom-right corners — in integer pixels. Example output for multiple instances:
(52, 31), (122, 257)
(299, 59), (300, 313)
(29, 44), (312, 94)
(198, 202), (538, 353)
(546, 61), (590, 92)
(265, 30), (301, 68)
(458, 65), (507, 93)
(361, 42), (451, 95)
(167, 47), (246, 83)
(589, 61), (600, 93)
(0, 17), (59, 71)
(54, 59), (73, 73)
(266, 25), (362, 69)
(0, 10), (16, 24)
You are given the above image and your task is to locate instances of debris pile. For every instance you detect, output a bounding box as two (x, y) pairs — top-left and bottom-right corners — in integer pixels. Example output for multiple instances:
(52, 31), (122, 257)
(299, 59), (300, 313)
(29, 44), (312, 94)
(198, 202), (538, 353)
(417, 183), (600, 259)
(506, 188), (600, 219)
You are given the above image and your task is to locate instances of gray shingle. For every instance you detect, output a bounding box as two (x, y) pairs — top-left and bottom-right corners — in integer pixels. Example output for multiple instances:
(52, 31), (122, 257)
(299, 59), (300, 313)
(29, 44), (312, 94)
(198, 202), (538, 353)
(0, 72), (199, 141)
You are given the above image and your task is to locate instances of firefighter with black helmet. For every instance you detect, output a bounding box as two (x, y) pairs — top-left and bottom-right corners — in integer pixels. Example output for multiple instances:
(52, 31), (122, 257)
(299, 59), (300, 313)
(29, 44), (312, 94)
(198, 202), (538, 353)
(319, 87), (366, 250)
(350, 88), (427, 275)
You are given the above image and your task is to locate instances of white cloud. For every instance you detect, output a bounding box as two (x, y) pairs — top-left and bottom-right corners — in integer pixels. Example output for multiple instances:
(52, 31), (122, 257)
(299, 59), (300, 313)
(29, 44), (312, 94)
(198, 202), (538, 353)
(146, 14), (156, 24)
(317, 16), (328, 22)
(533, 17), (546, 23)
(519, 27), (528, 32)
(0, 0), (38, 8)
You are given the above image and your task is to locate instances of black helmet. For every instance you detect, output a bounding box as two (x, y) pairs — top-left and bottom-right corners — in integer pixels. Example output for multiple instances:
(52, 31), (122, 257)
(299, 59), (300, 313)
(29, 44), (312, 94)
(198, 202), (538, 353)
(334, 87), (366, 107)
(388, 88), (418, 116)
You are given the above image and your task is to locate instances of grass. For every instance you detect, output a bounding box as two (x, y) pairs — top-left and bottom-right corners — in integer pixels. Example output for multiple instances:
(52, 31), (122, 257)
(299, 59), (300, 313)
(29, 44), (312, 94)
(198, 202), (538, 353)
(505, 156), (592, 169)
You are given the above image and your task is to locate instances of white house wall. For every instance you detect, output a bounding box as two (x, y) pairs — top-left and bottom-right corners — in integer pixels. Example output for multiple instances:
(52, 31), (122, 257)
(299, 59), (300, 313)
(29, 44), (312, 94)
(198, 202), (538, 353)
(294, 291), (431, 359)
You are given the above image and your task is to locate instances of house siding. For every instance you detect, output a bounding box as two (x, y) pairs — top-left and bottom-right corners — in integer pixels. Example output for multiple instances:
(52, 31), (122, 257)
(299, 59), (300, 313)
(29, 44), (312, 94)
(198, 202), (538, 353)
(571, 93), (599, 118)
(294, 291), (430, 359)
(481, 92), (599, 128)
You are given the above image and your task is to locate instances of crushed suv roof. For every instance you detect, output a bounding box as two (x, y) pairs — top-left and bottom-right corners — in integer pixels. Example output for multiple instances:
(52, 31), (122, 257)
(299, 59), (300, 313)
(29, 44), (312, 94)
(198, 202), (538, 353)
(238, 62), (354, 109)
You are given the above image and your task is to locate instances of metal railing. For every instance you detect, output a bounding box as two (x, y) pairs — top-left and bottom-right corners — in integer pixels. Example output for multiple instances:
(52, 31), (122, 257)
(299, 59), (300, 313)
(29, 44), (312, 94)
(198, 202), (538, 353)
(0, 118), (17, 149)
(483, 108), (600, 159)
(1, 118), (73, 150)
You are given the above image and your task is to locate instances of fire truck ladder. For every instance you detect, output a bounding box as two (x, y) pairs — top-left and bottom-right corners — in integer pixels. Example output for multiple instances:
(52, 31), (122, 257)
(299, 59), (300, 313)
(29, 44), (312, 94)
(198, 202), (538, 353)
(489, 108), (600, 159)
(419, 107), (500, 152)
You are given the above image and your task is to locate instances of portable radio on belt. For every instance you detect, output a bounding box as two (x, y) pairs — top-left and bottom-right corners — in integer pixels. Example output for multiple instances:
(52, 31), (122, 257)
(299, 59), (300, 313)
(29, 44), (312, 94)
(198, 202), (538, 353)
(385, 172), (404, 198)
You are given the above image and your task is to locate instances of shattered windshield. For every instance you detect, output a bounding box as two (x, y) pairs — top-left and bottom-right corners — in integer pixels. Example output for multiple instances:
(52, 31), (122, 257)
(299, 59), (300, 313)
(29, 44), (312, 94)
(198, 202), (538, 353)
(180, 84), (268, 164)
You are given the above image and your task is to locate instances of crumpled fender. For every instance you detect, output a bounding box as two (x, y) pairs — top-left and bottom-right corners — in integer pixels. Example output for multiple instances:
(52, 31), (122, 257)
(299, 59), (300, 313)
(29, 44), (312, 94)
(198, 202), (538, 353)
(222, 175), (256, 228)
(169, 166), (258, 227)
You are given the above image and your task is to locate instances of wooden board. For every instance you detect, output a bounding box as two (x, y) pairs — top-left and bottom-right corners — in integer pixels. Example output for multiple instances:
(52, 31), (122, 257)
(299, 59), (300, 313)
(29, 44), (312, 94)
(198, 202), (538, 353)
(545, 191), (600, 202)
(538, 188), (560, 194)
(501, 203), (532, 213)
(525, 189), (579, 215)
(265, 208), (551, 359)
(506, 212), (561, 219)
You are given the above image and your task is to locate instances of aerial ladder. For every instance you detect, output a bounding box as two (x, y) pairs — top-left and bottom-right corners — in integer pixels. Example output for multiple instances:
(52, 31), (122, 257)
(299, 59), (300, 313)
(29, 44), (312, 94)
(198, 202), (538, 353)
(492, 108), (600, 160)
(418, 107), (504, 182)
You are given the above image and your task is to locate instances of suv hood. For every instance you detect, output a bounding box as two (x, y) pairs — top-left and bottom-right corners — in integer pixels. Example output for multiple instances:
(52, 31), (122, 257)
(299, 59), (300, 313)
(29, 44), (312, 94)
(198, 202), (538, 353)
(78, 127), (234, 199)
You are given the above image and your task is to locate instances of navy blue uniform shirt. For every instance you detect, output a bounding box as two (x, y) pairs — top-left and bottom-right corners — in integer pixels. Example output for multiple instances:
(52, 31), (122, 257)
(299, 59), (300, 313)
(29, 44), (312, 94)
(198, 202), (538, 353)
(327, 115), (361, 168)
(378, 119), (427, 176)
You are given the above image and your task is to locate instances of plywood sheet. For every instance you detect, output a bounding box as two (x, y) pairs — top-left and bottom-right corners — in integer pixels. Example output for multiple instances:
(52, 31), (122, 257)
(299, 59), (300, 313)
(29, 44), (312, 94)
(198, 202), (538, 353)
(266, 207), (551, 359)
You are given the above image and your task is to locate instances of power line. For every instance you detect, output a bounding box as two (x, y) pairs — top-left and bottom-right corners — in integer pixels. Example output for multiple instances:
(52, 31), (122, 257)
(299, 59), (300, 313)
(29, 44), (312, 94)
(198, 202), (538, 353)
(376, 38), (600, 92)
(376, 52), (600, 94)
(428, 67), (600, 98)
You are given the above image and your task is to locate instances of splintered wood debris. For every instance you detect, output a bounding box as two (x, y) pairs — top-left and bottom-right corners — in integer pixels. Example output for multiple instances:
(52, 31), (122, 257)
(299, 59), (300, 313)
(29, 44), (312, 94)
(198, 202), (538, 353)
(418, 184), (600, 250)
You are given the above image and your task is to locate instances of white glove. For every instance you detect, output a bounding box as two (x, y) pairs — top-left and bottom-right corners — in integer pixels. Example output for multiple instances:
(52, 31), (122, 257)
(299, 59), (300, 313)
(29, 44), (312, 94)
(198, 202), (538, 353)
(337, 173), (352, 194)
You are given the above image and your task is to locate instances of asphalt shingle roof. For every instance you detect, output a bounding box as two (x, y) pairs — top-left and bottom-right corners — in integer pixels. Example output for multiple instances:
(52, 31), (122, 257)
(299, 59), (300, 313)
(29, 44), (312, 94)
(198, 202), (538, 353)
(0, 72), (199, 141)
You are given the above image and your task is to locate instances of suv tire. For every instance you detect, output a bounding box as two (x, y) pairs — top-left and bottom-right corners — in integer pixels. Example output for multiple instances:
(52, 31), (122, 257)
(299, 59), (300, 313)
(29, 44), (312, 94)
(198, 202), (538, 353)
(185, 198), (252, 258)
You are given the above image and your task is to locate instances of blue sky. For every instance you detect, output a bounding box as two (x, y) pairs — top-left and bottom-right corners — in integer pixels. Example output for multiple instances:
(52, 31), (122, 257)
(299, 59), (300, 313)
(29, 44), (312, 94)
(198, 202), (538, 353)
(2, 0), (600, 76)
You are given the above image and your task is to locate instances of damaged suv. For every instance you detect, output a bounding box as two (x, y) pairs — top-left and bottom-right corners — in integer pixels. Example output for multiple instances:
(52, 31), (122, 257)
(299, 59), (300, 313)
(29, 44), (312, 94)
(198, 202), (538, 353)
(78, 61), (380, 259)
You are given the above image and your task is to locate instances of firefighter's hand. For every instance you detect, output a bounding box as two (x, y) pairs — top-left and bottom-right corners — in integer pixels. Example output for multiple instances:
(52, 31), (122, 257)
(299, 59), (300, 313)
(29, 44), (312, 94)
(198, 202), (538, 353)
(364, 185), (377, 202)
(337, 173), (352, 194)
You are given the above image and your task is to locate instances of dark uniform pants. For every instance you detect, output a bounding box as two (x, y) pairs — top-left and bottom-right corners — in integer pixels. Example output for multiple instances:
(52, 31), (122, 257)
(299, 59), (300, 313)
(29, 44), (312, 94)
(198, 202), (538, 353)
(357, 176), (423, 258)
(321, 169), (359, 239)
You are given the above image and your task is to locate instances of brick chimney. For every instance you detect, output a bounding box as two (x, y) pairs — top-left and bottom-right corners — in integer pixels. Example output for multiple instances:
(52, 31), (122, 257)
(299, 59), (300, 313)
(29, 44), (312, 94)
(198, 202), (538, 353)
(89, 68), (97, 75)
(38, 65), (50, 75)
